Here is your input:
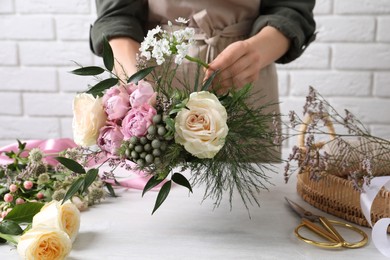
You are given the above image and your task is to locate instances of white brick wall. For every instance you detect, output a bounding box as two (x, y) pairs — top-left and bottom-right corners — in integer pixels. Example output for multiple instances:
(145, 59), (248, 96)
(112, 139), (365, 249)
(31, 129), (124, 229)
(0, 0), (389, 153)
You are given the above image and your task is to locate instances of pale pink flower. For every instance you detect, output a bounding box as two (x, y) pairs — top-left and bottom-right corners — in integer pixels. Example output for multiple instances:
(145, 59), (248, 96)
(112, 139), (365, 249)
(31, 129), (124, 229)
(98, 123), (124, 155)
(4, 193), (13, 202)
(36, 193), (44, 200)
(16, 198), (25, 205)
(9, 184), (18, 193)
(103, 85), (131, 120)
(129, 80), (157, 108)
(23, 181), (33, 190)
(121, 103), (157, 139)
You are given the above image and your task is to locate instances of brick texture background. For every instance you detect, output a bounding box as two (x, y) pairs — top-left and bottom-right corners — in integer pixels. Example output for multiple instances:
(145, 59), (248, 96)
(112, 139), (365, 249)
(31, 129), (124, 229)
(0, 0), (389, 155)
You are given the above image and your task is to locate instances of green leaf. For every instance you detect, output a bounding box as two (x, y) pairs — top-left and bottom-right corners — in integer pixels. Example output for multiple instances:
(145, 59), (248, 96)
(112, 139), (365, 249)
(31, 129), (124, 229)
(17, 139), (26, 151)
(70, 66), (105, 76)
(0, 232), (19, 245)
(152, 180), (172, 214)
(201, 70), (219, 91)
(4, 202), (44, 224)
(172, 172), (193, 193)
(62, 177), (85, 204)
(55, 157), (86, 174)
(82, 168), (99, 193)
(86, 78), (119, 97)
(102, 36), (114, 71)
(127, 66), (155, 84)
(0, 220), (23, 235)
(142, 175), (165, 197)
(105, 183), (117, 197)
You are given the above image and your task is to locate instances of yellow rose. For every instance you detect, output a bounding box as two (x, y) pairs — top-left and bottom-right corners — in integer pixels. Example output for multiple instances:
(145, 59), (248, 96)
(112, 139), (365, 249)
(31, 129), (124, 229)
(175, 91), (228, 158)
(17, 227), (72, 260)
(72, 93), (107, 146)
(32, 200), (80, 243)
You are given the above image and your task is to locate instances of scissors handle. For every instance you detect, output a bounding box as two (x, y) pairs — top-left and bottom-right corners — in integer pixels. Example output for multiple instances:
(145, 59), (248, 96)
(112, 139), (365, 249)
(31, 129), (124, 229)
(295, 218), (368, 249)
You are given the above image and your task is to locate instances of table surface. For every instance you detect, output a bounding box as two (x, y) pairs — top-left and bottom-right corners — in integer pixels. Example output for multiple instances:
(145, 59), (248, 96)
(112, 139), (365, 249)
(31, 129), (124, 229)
(0, 165), (387, 260)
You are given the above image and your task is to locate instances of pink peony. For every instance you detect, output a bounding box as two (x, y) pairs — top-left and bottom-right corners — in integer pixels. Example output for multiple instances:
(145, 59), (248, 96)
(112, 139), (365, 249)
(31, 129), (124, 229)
(129, 80), (156, 108)
(103, 85), (131, 120)
(121, 103), (157, 139)
(97, 123), (124, 155)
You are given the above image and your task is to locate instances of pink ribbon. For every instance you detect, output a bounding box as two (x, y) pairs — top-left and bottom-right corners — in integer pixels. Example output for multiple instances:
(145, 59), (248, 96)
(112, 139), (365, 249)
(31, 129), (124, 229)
(0, 138), (77, 165)
(0, 138), (154, 191)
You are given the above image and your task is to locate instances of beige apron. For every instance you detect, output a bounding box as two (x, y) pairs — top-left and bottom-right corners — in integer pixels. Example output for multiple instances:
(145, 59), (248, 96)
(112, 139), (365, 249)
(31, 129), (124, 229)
(147, 0), (281, 160)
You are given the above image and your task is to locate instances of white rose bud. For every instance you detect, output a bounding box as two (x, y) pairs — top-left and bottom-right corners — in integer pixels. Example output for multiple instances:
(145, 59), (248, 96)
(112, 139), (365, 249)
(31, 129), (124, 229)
(32, 200), (80, 243)
(72, 93), (107, 147)
(175, 91), (228, 158)
(17, 227), (72, 260)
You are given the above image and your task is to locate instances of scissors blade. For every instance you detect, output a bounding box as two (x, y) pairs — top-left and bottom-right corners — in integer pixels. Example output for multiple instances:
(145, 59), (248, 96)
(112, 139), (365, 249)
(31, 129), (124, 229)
(284, 197), (318, 222)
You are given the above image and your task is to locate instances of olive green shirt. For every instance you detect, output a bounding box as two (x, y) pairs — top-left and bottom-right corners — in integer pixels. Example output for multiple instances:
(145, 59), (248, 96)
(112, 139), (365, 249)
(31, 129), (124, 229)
(90, 0), (316, 64)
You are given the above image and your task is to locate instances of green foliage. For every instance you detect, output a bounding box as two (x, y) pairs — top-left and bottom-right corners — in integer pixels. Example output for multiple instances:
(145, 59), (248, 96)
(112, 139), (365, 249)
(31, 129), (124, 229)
(70, 66), (105, 76)
(128, 66), (155, 83)
(142, 175), (166, 197)
(152, 180), (171, 214)
(87, 78), (119, 97)
(102, 36), (114, 71)
(172, 173), (192, 193)
(4, 202), (44, 224)
(55, 157), (86, 174)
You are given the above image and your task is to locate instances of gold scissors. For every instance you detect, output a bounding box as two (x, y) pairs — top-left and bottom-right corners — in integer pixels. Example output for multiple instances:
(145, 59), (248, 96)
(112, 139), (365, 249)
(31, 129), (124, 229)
(285, 197), (368, 249)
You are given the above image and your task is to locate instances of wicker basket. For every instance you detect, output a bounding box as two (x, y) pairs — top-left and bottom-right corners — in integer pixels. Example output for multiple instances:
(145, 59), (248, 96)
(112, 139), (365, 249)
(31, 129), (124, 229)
(297, 171), (390, 227)
(295, 113), (390, 227)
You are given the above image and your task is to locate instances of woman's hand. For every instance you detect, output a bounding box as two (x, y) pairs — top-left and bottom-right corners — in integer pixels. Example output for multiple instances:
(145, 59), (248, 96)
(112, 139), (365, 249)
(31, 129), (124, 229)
(203, 26), (290, 93)
(109, 37), (140, 84)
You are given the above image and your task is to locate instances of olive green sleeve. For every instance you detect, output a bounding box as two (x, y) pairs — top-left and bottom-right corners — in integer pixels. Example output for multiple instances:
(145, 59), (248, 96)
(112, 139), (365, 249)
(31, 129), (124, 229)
(252, 0), (316, 64)
(90, 0), (147, 56)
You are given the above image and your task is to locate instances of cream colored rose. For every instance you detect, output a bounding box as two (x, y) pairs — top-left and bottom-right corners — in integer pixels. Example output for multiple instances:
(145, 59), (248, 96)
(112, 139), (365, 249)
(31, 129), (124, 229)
(32, 200), (80, 243)
(72, 93), (107, 146)
(17, 227), (72, 260)
(175, 91), (228, 159)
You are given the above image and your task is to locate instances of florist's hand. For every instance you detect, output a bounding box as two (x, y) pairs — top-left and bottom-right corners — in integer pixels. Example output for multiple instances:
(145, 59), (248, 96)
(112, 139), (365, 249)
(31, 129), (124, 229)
(203, 26), (291, 94)
(203, 40), (263, 94)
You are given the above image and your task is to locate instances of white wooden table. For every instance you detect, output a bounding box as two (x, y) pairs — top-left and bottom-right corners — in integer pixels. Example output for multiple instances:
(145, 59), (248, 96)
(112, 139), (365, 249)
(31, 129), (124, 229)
(0, 165), (387, 260)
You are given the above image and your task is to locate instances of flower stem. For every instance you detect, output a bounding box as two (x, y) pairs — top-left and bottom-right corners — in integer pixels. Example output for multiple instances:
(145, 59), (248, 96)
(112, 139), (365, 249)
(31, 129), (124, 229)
(185, 55), (209, 69)
(0, 233), (20, 246)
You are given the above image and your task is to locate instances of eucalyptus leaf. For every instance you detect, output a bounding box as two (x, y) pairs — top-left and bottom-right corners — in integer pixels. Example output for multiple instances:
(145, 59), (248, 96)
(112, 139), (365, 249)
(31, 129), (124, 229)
(4, 202), (44, 224)
(62, 177), (85, 204)
(0, 220), (23, 235)
(152, 180), (172, 214)
(70, 66), (105, 76)
(102, 36), (114, 71)
(172, 172), (193, 193)
(82, 168), (99, 193)
(55, 157), (86, 174)
(127, 66), (155, 84)
(86, 78), (119, 97)
(201, 69), (219, 91)
(142, 175), (165, 197)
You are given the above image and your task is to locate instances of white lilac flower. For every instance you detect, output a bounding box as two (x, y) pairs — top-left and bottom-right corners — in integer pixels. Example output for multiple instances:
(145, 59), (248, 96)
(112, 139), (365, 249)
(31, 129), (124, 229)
(175, 42), (190, 64)
(175, 17), (190, 24)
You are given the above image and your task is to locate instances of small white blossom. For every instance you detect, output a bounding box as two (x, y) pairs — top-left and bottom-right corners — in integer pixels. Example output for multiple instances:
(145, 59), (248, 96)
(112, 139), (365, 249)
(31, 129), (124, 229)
(175, 17), (190, 24)
(175, 42), (190, 64)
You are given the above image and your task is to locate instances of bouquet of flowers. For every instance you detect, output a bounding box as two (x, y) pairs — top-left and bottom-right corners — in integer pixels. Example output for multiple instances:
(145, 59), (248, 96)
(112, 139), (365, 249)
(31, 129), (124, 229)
(71, 18), (280, 213)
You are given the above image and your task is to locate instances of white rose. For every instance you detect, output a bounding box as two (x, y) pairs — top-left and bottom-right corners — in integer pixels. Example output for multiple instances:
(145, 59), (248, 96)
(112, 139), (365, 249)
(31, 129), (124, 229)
(32, 200), (80, 243)
(17, 227), (72, 260)
(72, 93), (107, 147)
(175, 91), (228, 159)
